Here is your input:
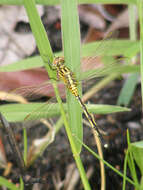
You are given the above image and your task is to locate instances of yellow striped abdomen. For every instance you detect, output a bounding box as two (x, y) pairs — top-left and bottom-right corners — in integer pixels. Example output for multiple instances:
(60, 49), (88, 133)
(53, 56), (101, 138)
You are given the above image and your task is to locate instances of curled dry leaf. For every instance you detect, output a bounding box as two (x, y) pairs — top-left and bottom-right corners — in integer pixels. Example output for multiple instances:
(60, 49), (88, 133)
(0, 68), (63, 99)
(0, 91), (28, 103)
(0, 68), (50, 92)
(27, 127), (55, 167)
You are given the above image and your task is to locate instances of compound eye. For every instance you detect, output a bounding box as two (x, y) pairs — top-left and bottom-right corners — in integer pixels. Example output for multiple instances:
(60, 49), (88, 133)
(53, 58), (58, 66)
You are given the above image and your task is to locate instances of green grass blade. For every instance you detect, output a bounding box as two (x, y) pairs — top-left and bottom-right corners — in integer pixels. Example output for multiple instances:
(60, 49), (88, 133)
(74, 134), (137, 188)
(0, 56), (43, 72)
(23, 0), (55, 79)
(0, 40), (139, 72)
(138, 0), (143, 107)
(19, 177), (24, 190)
(127, 131), (140, 189)
(52, 79), (92, 190)
(82, 40), (139, 58)
(87, 104), (130, 114)
(23, 0), (53, 59)
(117, 73), (138, 106)
(80, 61), (139, 81)
(117, 5), (138, 106)
(131, 141), (143, 176)
(61, 0), (82, 152)
(0, 103), (62, 122)
(0, 103), (130, 122)
(23, 127), (28, 165)
(0, 0), (137, 6)
(122, 148), (129, 190)
(22, 0), (71, 154)
(0, 177), (19, 190)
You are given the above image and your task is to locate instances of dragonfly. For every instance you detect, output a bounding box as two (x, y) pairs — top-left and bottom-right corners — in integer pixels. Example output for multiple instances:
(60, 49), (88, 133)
(4, 34), (122, 139)
(52, 56), (101, 137)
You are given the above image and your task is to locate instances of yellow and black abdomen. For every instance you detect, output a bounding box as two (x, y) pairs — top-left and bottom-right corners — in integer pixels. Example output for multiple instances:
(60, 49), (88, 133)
(53, 57), (101, 138)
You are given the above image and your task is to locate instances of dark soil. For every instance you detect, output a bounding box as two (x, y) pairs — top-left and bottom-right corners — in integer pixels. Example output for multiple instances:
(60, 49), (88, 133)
(1, 79), (142, 190)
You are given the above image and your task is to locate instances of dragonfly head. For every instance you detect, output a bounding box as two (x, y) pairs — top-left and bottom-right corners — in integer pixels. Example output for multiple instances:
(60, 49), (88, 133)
(53, 56), (64, 67)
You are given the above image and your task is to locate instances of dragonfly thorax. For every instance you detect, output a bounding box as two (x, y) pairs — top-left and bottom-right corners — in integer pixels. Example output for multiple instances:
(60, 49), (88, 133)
(53, 57), (79, 97)
(53, 56), (64, 67)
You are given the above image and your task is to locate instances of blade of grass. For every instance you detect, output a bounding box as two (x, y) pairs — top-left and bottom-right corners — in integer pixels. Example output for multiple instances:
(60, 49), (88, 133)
(61, 0), (91, 190)
(131, 141), (143, 176)
(0, 56), (44, 72)
(82, 40), (139, 58)
(19, 177), (24, 190)
(61, 0), (82, 152)
(127, 130), (139, 189)
(117, 73), (138, 106)
(138, 0), (143, 108)
(0, 177), (19, 190)
(52, 79), (92, 190)
(23, 127), (28, 165)
(0, 40), (139, 72)
(61, 1), (105, 189)
(73, 134), (138, 188)
(0, 0), (137, 6)
(122, 147), (129, 190)
(87, 104), (130, 114)
(117, 5), (138, 106)
(23, 0), (55, 80)
(0, 103), (130, 122)
(23, 0), (69, 145)
(80, 64), (139, 82)
(61, 1), (92, 189)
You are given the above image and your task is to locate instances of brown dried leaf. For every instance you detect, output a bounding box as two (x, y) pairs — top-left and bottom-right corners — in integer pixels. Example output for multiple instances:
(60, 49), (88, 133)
(0, 68), (64, 99)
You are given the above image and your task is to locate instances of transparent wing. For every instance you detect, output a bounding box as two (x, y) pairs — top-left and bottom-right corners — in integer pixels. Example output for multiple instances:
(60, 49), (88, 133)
(79, 56), (128, 81)
(76, 31), (120, 80)
(3, 78), (66, 121)
(4, 80), (65, 102)
(82, 31), (117, 58)
(81, 57), (133, 102)
(24, 99), (63, 121)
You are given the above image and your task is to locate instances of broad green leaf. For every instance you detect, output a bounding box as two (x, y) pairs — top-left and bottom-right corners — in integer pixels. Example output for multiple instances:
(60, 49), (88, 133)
(0, 103), (130, 122)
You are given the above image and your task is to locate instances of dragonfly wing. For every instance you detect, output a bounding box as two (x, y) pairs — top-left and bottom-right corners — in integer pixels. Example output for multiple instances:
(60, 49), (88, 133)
(82, 31), (117, 57)
(24, 99), (61, 121)
(80, 56), (128, 81)
(4, 80), (65, 102)
(77, 31), (120, 79)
